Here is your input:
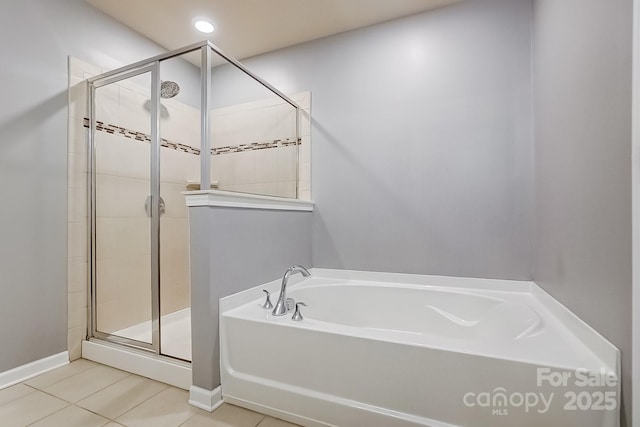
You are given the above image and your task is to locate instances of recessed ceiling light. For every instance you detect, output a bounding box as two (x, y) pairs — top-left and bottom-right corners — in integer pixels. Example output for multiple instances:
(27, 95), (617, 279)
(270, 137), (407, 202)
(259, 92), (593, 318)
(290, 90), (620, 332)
(194, 19), (214, 34)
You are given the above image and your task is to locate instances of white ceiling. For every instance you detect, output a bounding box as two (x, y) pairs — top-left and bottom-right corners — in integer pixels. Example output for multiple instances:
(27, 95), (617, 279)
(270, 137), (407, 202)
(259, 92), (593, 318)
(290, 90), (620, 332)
(87, 0), (459, 60)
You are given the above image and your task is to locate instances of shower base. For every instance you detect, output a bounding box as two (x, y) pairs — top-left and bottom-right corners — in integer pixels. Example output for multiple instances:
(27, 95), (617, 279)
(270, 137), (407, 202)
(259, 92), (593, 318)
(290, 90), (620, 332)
(113, 307), (192, 361)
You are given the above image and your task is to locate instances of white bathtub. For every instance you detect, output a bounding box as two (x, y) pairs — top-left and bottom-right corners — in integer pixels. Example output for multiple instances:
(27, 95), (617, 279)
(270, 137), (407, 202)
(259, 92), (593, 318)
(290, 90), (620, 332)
(220, 269), (620, 427)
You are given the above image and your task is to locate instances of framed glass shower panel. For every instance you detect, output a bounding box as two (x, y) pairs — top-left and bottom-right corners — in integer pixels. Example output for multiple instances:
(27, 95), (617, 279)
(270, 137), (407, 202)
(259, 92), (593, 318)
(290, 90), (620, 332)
(208, 46), (300, 199)
(158, 52), (200, 361)
(90, 64), (160, 351)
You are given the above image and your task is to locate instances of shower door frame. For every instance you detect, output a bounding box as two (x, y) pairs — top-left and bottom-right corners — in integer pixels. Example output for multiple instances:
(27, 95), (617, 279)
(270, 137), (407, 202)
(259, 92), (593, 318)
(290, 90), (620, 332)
(86, 40), (300, 360)
(88, 62), (163, 354)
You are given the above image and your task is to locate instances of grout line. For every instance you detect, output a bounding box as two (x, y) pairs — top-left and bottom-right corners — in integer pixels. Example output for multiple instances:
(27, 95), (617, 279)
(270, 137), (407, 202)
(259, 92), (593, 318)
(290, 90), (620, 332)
(110, 384), (177, 423)
(24, 362), (100, 391)
(75, 402), (117, 421)
(37, 368), (132, 404)
(73, 372), (134, 406)
(21, 399), (71, 426)
(178, 414), (194, 426)
(9, 362), (195, 427)
(111, 380), (169, 419)
(0, 385), (37, 410)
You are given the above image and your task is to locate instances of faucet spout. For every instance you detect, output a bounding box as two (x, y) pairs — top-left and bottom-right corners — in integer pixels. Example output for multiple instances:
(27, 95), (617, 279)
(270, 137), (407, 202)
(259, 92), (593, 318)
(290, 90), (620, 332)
(272, 265), (311, 316)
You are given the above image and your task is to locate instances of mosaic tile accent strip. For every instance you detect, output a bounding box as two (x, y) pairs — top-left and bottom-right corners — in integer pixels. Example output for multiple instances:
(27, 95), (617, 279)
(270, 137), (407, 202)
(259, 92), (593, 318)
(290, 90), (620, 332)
(83, 118), (301, 156)
(211, 138), (300, 155)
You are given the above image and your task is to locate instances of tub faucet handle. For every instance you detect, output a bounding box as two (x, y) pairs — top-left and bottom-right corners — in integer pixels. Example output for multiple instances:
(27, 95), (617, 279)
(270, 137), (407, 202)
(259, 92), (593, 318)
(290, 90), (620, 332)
(292, 302), (307, 321)
(261, 290), (273, 310)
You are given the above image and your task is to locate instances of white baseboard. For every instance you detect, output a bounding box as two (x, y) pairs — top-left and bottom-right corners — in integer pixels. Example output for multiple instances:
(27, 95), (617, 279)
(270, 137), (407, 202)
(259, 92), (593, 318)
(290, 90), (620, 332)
(0, 351), (69, 390)
(82, 340), (191, 390)
(189, 385), (223, 412)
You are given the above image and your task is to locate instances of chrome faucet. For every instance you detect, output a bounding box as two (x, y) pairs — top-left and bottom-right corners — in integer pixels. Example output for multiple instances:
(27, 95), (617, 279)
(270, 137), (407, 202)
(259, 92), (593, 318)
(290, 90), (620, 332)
(272, 265), (311, 316)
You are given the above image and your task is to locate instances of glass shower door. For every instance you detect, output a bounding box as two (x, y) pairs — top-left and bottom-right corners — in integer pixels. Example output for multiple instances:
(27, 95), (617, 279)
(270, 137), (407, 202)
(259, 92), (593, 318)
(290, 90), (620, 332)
(90, 64), (160, 352)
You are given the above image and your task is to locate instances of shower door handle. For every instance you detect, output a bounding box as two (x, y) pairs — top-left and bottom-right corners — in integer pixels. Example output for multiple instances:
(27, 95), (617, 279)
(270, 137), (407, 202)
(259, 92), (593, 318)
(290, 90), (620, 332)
(145, 195), (165, 217)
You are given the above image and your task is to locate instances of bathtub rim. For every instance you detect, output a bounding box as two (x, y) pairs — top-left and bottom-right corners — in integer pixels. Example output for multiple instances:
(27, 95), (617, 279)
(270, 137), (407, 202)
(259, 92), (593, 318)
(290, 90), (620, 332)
(220, 268), (536, 313)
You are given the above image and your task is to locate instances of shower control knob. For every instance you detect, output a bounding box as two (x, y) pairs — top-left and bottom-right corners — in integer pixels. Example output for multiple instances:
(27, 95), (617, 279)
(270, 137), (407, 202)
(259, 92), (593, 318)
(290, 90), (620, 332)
(261, 290), (273, 310)
(292, 302), (307, 321)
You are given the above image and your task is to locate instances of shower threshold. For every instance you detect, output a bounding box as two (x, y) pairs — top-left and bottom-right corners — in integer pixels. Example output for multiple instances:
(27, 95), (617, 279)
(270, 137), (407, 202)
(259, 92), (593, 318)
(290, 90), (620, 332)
(82, 307), (192, 389)
(82, 336), (192, 390)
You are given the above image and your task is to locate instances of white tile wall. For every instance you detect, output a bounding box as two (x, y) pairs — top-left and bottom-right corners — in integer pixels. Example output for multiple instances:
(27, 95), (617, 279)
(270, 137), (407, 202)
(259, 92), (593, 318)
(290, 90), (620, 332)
(117, 87), (150, 134)
(209, 91), (312, 199)
(211, 154), (235, 186)
(96, 219), (118, 259)
(67, 57), (97, 359)
(116, 177), (149, 218)
(67, 222), (87, 261)
(232, 151), (257, 185)
(117, 138), (150, 180)
(68, 257), (87, 294)
(254, 148), (279, 183)
(68, 80), (87, 123)
(95, 174), (119, 218)
(161, 182), (189, 218)
(95, 84), (120, 126)
(68, 187), (86, 223)
(161, 102), (200, 148)
(95, 133), (119, 176)
(161, 149), (198, 184)
(117, 218), (151, 257)
(96, 259), (118, 302)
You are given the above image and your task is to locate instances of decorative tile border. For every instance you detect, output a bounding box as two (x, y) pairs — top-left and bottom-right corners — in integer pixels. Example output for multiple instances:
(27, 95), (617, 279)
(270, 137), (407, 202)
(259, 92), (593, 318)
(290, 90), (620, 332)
(83, 118), (301, 156)
(211, 137), (300, 155)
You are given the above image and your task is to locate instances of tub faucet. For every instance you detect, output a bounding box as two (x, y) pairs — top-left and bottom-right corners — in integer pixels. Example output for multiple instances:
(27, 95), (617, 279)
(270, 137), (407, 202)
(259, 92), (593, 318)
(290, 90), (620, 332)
(272, 265), (311, 316)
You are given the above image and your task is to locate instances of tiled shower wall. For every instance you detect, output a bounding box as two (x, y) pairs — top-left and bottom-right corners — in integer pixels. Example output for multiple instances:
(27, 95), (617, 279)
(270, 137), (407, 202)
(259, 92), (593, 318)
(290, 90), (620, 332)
(67, 57), (95, 360)
(67, 56), (311, 359)
(92, 82), (199, 334)
(211, 93), (311, 199)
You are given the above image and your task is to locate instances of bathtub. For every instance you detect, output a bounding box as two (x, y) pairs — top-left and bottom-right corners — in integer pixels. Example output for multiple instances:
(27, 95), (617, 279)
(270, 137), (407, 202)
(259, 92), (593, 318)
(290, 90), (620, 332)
(220, 269), (620, 427)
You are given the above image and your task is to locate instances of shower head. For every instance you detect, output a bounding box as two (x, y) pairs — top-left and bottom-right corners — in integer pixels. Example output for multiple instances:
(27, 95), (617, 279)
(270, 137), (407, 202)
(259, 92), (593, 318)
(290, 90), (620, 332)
(160, 80), (180, 99)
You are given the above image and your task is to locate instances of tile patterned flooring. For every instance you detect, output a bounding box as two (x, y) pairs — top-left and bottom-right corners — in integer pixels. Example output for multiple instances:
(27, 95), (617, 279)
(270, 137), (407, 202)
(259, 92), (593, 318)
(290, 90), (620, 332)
(0, 359), (299, 427)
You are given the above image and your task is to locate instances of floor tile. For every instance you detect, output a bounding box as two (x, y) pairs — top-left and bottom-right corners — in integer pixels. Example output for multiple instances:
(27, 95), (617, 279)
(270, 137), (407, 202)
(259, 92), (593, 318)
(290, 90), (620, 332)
(0, 390), (68, 427)
(77, 374), (168, 419)
(0, 384), (34, 406)
(25, 359), (98, 390)
(28, 404), (109, 427)
(256, 416), (299, 427)
(104, 423), (125, 426)
(182, 403), (265, 427)
(116, 387), (196, 427)
(43, 364), (129, 403)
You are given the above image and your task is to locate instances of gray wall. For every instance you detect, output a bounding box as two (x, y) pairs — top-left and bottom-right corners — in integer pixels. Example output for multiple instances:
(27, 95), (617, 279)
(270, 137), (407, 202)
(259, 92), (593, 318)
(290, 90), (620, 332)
(212, 0), (535, 280)
(189, 206), (312, 390)
(210, 4), (634, 425)
(532, 0), (633, 425)
(0, 0), (197, 373)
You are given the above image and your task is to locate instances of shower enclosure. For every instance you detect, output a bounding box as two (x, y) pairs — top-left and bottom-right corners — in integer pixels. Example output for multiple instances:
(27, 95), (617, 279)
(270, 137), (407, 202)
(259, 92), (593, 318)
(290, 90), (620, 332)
(85, 41), (301, 363)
